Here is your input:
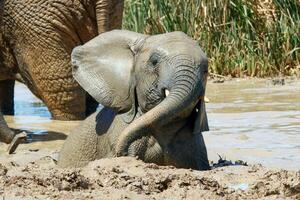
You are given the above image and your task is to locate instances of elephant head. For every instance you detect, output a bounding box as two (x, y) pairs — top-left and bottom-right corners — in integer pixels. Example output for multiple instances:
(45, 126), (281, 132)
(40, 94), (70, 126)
(71, 30), (210, 170)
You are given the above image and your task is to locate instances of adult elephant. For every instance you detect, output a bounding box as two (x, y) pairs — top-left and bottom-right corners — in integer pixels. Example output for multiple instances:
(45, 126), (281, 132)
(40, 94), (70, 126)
(0, 0), (124, 120)
(58, 30), (210, 170)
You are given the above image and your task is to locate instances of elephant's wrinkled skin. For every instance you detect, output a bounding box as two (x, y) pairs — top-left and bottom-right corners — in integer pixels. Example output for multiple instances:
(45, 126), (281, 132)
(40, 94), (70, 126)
(58, 30), (210, 170)
(0, 0), (124, 120)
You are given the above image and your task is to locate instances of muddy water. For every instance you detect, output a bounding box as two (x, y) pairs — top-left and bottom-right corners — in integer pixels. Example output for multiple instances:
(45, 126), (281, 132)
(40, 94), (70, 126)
(1, 79), (300, 170)
(204, 78), (300, 170)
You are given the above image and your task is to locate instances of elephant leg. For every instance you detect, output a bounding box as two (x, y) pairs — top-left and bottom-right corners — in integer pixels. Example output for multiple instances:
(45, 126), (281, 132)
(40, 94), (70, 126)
(27, 37), (101, 120)
(16, 42), (87, 120)
(0, 111), (15, 144)
(95, 0), (124, 33)
(0, 80), (15, 115)
(46, 88), (86, 120)
(36, 58), (87, 121)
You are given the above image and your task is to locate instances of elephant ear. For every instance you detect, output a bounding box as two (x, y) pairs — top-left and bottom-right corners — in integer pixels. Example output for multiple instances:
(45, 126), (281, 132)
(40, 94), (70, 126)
(71, 30), (147, 122)
(199, 101), (209, 132)
(193, 100), (209, 134)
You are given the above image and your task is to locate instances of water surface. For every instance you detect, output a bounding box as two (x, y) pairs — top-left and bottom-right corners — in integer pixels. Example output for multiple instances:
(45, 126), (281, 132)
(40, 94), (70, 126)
(204, 79), (300, 170)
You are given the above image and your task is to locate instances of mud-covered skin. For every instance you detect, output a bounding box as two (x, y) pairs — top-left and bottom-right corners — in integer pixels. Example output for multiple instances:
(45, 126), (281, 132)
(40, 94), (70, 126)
(0, 0), (124, 120)
(59, 30), (210, 170)
(0, 111), (14, 143)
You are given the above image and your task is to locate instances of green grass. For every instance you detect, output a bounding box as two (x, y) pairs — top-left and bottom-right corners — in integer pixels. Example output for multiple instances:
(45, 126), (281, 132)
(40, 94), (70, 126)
(123, 0), (300, 77)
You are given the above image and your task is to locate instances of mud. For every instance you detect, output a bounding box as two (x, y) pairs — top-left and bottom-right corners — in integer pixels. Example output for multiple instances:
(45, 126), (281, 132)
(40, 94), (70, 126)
(0, 156), (299, 200)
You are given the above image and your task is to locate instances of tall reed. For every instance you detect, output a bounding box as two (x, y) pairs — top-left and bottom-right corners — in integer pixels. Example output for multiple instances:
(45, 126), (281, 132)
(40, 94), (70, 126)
(123, 0), (300, 77)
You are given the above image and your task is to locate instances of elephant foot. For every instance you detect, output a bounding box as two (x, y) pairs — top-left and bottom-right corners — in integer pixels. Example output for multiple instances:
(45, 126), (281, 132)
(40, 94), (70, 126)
(7, 132), (27, 154)
(0, 129), (15, 144)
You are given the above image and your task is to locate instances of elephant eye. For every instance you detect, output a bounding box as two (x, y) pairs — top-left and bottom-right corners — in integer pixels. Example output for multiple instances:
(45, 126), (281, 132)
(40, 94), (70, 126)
(149, 53), (160, 67)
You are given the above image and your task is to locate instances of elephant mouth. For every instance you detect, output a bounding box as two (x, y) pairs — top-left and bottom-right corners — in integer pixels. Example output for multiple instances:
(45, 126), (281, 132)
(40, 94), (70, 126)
(143, 88), (170, 112)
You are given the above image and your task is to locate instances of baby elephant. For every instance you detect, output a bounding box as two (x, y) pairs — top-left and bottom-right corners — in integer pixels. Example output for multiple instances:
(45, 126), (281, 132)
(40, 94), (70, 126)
(58, 30), (210, 170)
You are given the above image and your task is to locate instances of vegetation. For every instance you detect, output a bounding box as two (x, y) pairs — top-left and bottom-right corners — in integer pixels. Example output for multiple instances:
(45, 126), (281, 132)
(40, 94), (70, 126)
(123, 0), (300, 77)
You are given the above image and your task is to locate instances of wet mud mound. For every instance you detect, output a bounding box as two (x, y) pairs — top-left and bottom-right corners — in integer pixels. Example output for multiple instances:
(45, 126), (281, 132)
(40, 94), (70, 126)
(0, 157), (299, 200)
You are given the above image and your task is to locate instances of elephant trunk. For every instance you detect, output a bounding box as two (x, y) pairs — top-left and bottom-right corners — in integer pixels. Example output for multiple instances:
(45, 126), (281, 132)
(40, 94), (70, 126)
(116, 57), (205, 157)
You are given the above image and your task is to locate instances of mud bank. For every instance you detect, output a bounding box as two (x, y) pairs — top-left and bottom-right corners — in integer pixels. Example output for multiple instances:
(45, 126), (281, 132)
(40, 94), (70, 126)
(0, 156), (299, 200)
